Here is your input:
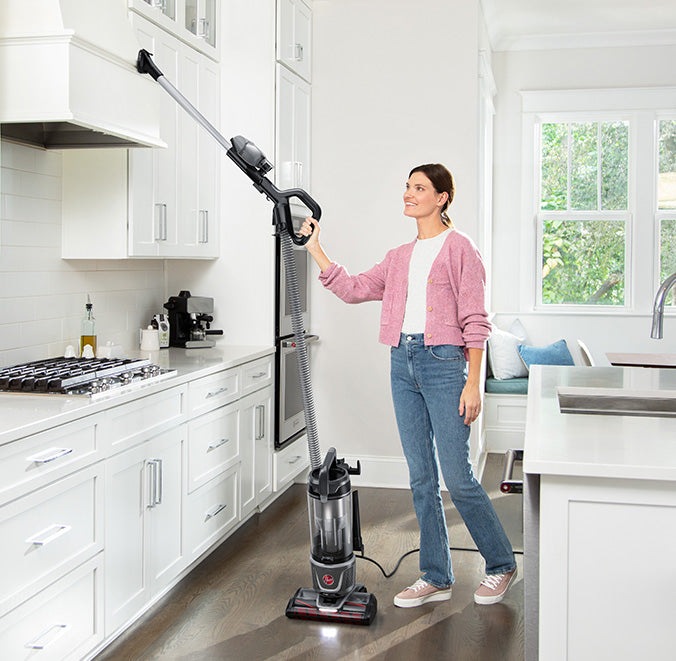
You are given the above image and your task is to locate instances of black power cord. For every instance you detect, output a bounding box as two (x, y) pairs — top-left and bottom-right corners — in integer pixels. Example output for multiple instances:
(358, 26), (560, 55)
(356, 546), (524, 579)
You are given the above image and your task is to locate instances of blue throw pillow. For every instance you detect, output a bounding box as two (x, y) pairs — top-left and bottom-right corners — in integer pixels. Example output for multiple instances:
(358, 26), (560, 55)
(517, 339), (575, 370)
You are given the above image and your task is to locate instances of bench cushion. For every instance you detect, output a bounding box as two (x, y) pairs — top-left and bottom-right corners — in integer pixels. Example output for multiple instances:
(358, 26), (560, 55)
(485, 376), (529, 395)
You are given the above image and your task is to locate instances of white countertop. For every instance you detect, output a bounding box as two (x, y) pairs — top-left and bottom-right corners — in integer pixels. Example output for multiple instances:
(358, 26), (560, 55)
(523, 365), (676, 482)
(0, 345), (274, 446)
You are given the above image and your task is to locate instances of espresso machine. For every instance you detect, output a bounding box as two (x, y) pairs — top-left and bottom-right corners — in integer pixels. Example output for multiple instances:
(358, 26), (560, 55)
(163, 291), (223, 348)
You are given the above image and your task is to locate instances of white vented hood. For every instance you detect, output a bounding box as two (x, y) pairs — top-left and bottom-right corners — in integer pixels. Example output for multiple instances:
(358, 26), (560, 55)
(0, 0), (164, 149)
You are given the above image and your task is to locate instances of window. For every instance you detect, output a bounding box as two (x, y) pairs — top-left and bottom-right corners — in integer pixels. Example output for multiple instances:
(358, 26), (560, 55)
(523, 88), (676, 314)
(539, 120), (629, 306)
(658, 120), (676, 306)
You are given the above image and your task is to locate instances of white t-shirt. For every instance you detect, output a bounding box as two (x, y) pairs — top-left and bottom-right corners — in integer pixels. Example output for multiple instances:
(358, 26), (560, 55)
(402, 229), (450, 333)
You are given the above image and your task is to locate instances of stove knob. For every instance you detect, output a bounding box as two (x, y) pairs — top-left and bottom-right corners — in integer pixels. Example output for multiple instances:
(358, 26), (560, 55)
(120, 372), (133, 383)
(89, 380), (101, 394)
(100, 378), (111, 390)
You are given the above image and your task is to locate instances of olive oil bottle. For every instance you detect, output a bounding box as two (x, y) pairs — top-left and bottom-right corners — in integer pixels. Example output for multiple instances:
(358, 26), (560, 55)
(80, 295), (97, 356)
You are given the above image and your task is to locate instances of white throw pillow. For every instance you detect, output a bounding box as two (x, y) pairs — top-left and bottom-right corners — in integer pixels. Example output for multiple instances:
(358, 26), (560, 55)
(487, 321), (530, 380)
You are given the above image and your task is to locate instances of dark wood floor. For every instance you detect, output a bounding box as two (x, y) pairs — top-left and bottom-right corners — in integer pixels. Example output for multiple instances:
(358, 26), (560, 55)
(96, 454), (524, 660)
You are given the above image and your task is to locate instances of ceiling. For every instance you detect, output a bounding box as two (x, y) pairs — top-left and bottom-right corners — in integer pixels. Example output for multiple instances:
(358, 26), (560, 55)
(480, 0), (676, 51)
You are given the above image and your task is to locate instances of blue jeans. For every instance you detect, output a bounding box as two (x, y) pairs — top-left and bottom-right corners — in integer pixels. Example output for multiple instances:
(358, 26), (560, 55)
(390, 333), (515, 588)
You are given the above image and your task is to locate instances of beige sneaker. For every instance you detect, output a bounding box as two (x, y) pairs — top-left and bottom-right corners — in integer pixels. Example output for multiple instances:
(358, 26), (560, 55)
(393, 578), (452, 608)
(474, 568), (517, 605)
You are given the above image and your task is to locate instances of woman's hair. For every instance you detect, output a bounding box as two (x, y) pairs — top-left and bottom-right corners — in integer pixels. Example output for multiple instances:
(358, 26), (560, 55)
(409, 163), (455, 227)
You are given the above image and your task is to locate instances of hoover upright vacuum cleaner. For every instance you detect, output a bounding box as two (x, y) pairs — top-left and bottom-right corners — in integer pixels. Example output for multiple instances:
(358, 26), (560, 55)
(137, 50), (377, 626)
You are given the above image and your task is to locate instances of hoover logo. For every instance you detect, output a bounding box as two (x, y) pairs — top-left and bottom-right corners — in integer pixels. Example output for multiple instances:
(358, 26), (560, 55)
(322, 574), (335, 586)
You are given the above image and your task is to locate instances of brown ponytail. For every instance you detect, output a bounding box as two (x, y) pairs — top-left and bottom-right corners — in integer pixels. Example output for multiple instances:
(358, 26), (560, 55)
(409, 163), (455, 227)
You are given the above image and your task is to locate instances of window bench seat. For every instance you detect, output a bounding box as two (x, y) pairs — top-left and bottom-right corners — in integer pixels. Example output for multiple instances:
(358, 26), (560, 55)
(483, 377), (528, 453)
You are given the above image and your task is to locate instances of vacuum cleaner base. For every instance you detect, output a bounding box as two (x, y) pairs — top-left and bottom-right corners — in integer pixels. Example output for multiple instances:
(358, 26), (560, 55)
(286, 584), (377, 625)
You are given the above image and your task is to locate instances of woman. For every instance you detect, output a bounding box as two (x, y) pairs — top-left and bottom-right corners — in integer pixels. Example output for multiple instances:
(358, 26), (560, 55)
(299, 164), (516, 608)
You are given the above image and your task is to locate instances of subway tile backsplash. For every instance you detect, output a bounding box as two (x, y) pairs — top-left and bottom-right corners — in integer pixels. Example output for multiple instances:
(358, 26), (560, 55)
(0, 139), (165, 366)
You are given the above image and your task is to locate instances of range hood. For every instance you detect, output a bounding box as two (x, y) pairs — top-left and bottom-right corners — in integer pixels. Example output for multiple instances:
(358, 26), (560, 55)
(0, 0), (164, 149)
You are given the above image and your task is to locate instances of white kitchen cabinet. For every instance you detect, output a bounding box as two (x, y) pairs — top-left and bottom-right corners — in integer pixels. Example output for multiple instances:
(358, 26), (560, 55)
(186, 401), (241, 493)
(0, 555), (103, 661)
(104, 425), (185, 635)
(276, 0), (312, 83)
(61, 14), (220, 260)
(183, 464), (239, 559)
(0, 463), (103, 619)
(276, 64), (311, 217)
(129, 0), (219, 59)
(273, 434), (309, 492)
(240, 386), (273, 518)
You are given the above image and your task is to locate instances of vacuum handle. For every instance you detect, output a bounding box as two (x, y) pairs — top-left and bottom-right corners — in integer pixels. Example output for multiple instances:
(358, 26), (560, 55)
(273, 188), (321, 246)
(318, 447), (337, 501)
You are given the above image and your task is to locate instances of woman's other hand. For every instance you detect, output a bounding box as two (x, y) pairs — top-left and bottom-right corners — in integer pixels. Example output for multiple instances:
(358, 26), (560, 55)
(459, 381), (482, 426)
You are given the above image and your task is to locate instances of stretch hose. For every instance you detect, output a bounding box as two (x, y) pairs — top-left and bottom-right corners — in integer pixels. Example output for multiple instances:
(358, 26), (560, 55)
(280, 231), (322, 470)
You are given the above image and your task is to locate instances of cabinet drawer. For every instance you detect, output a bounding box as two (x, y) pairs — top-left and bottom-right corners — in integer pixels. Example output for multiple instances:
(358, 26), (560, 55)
(184, 467), (239, 559)
(187, 403), (240, 493)
(274, 437), (310, 491)
(241, 356), (273, 396)
(106, 385), (186, 453)
(188, 369), (240, 417)
(0, 419), (99, 507)
(0, 464), (103, 618)
(0, 555), (103, 661)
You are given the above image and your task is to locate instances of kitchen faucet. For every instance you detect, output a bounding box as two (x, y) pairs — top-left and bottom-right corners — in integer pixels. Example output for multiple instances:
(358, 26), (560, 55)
(650, 271), (676, 339)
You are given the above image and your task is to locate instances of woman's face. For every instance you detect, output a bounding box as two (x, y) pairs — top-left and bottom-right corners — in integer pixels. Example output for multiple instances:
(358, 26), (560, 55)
(403, 172), (447, 220)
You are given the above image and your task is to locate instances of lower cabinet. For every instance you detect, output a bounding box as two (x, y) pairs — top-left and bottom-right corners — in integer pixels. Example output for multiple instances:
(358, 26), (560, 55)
(104, 426), (185, 635)
(0, 555), (103, 661)
(240, 387), (273, 518)
(273, 435), (310, 492)
(183, 465), (239, 560)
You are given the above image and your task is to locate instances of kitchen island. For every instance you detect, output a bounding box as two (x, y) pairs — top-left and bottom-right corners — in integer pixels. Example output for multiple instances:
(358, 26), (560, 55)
(523, 365), (676, 661)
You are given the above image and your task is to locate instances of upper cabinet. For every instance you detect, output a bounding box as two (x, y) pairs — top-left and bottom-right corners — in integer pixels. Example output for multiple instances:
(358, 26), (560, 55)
(276, 0), (312, 83)
(61, 13), (220, 259)
(129, 0), (218, 59)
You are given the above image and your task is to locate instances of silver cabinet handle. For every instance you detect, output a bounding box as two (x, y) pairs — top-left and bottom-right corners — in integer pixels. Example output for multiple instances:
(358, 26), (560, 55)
(25, 524), (72, 546)
(147, 459), (162, 507)
(205, 503), (227, 520)
(208, 438), (230, 451)
(155, 203), (167, 241)
(288, 455), (302, 465)
(25, 624), (68, 650)
(147, 460), (156, 508)
(199, 210), (209, 244)
(26, 447), (73, 464)
(206, 386), (228, 398)
(255, 404), (265, 441)
(500, 449), (523, 494)
(294, 43), (304, 61)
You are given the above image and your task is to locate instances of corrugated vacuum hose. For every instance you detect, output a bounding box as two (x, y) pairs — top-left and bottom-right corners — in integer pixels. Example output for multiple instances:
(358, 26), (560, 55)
(280, 230), (321, 469)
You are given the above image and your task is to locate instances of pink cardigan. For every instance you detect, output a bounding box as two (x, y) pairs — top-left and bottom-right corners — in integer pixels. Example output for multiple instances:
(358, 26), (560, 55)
(319, 229), (491, 349)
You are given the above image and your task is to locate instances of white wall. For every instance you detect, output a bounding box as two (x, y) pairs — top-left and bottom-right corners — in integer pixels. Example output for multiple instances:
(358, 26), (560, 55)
(310, 0), (485, 481)
(0, 139), (165, 366)
(491, 44), (676, 360)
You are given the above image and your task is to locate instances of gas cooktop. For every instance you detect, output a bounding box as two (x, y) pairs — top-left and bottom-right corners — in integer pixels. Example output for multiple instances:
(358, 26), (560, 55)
(0, 357), (176, 399)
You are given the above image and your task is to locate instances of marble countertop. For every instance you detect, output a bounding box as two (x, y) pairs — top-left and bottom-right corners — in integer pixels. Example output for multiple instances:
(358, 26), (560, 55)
(0, 345), (274, 446)
(523, 365), (676, 482)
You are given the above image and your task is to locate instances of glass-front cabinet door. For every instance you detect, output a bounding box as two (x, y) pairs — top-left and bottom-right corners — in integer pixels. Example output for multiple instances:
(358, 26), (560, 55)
(130, 0), (218, 58)
(185, 0), (216, 49)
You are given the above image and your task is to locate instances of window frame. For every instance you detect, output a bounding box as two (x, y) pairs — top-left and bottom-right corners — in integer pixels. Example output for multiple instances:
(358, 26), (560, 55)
(520, 87), (676, 316)
(535, 114), (633, 310)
